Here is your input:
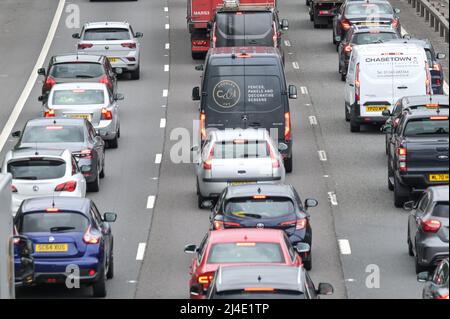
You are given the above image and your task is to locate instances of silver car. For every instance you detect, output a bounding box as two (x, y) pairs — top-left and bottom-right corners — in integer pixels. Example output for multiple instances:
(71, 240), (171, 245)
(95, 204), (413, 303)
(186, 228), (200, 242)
(44, 83), (123, 148)
(73, 21), (143, 79)
(194, 128), (285, 208)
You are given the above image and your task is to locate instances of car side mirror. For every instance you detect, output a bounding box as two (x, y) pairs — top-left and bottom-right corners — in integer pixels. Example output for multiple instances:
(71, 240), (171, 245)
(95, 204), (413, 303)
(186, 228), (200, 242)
(38, 96), (44, 102)
(80, 165), (91, 174)
(72, 33), (80, 39)
(381, 124), (392, 133)
(192, 87), (201, 101)
(135, 32), (143, 38)
(394, 8), (401, 14)
(37, 68), (46, 76)
(12, 131), (21, 138)
(195, 65), (204, 71)
(305, 198), (318, 209)
(335, 35), (341, 42)
(103, 212), (117, 223)
(295, 242), (311, 254)
(436, 53), (446, 60)
(288, 85), (298, 99)
(417, 271), (431, 283)
(403, 201), (415, 211)
(382, 109), (391, 117)
(317, 283), (334, 295)
(281, 19), (289, 31)
(184, 244), (198, 254)
(114, 93), (125, 101)
(190, 284), (204, 297)
(402, 34), (411, 40)
(191, 145), (199, 152)
(278, 143), (288, 152)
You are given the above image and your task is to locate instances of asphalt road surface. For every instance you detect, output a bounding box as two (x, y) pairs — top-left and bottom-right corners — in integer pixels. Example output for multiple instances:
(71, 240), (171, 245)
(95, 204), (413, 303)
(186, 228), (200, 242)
(0, 0), (447, 299)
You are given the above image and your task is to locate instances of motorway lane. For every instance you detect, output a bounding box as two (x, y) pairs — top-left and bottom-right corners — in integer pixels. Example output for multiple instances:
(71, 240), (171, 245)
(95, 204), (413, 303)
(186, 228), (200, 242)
(280, 1), (425, 298)
(0, 0), (170, 298)
(135, 0), (347, 299)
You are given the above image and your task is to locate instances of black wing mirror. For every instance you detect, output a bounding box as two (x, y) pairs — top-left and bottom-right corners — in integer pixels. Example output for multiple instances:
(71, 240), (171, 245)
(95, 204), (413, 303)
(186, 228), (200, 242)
(184, 244), (198, 254)
(305, 198), (318, 209)
(195, 65), (204, 71)
(403, 200), (416, 211)
(288, 85), (298, 99)
(135, 32), (143, 38)
(114, 93), (125, 101)
(281, 19), (289, 31)
(317, 283), (334, 295)
(436, 53), (446, 60)
(37, 68), (46, 76)
(11, 131), (21, 138)
(295, 242), (311, 254)
(192, 87), (201, 101)
(72, 33), (80, 39)
(382, 109), (391, 117)
(103, 212), (117, 223)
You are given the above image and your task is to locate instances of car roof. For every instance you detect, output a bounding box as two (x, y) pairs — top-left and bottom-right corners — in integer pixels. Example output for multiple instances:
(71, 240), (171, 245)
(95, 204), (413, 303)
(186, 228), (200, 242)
(20, 196), (92, 215)
(83, 21), (130, 29)
(429, 185), (449, 202)
(9, 148), (67, 158)
(214, 265), (305, 293)
(51, 82), (107, 90)
(51, 54), (104, 64)
(210, 128), (270, 141)
(401, 95), (449, 108)
(25, 117), (87, 127)
(225, 183), (295, 199)
(209, 228), (285, 244)
(386, 38), (432, 49)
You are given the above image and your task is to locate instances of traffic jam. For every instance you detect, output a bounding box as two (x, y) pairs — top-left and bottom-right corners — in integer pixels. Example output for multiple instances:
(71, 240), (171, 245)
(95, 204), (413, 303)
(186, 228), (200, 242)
(0, 0), (448, 301)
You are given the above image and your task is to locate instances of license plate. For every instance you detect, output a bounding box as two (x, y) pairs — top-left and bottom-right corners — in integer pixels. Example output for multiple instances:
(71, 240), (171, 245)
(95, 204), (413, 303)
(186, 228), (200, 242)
(67, 114), (91, 121)
(108, 58), (119, 63)
(35, 244), (68, 253)
(228, 181), (256, 186)
(429, 174), (449, 182)
(366, 106), (388, 112)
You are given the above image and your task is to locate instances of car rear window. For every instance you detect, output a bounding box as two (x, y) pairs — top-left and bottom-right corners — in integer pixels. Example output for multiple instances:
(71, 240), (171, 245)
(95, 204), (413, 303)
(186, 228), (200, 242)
(83, 28), (130, 41)
(208, 242), (285, 263)
(21, 125), (85, 143)
(346, 3), (394, 15)
(352, 32), (398, 45)
(52, 89), (105, 105)
(8, 159), (66, 180)
(217, 12), (272, 36)
(213, 141), (269, 159)
(224, 197), (295, 219)
(21, 212), (89, 233)
(433, 202), (449, 218)
(49, 63), (105, 79)
(403, 118), (449, 137)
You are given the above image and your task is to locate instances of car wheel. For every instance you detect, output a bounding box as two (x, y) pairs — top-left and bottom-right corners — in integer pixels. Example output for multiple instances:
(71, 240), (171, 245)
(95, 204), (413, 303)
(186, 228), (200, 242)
(303, 252), (312, 271)
(130, 65), (140, 80)
(387, 160), (394, 191)
(340, 72), (346, 82)
(407, 229), (414, 257)
(87, 169), (100, 192)
(344, 104), (350, 122)
(284, 156), (293, 173)
(394, 176), (410, 208)
(350, 112), (360, 132)
(198, 194), (206, 209)
(99, 160), (105, 179)
(108, 136), (119, 149)
(92, 267), (107, 298)
(107, 240), (114, 279)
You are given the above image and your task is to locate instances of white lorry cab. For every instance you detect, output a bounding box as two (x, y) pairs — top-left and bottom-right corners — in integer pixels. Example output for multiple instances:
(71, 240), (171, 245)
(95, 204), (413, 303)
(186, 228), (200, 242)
(344, 42), (431, 132)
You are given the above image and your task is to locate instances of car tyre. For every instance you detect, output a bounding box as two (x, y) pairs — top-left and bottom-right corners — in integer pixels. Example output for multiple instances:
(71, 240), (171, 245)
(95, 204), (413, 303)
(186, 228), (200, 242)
(415, 252), (427, 274)
(407, 229), (414, 257)
(107, 241), (114, 279)
(303, 252), (312, 271)
(87, 169), (100, 192)
(130, 65), (140, 80)
(108, 136), (119, 149)
(350, 114), (360, 133)
(387, 160), (394, 191)
(284, 156), (293, 173)
(394, 176), (410, 208)
(344, 104), (350, 122)
(99, 158), (105, 179)
(92, 268), (107, 298)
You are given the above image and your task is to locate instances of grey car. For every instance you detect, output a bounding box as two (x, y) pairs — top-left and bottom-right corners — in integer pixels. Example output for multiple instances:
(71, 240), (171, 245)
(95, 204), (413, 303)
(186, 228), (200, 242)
(73, 22), (143, 79)
(12, 118), (106, 192)
(405, 185), (449, 273)
(417, 258), (449, 299)
(44, 83), (123, 148)
(193, 128), (285, 208)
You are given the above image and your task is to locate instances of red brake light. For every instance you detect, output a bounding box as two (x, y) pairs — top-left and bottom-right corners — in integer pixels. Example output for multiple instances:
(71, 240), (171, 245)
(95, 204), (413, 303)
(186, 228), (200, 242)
(284, 112), (291, 141)
(437, 293), (449, 299)
(78, 43), (93, 50)
(200, 112), (206, 141)
(421, 219), (441, 233)
(203, 145), (215, 170)
(101, 107), (113, 120)
(433, 63), (441, 72)
(79, 149), (93, 159)
(244, 287), (275, 292)
(213, 220), (241, 230)
(46, 207), (60, 213)
(344, 44), (353, 53)
(44, 76), (56, 91)
(55, 181), (77, 192)
(11, 185), (17, 193)
(272, 22), (278, 47)
(341, 19), (351, 30)
(430, 116), (448, 120)
(83, 225), (101, 244)
(268, 145), (280, 169)
(397, 148), (407, 156)
(280, 218), (307, 230)
(391, 18), (399, 28)
(121, 42), (136, 49)
(193, 39), (208, 46)
(425, 62), (432, 95)
(253, 195), (267, 199)
(99, 74), (110, 86)
(44, 109), (56, 118)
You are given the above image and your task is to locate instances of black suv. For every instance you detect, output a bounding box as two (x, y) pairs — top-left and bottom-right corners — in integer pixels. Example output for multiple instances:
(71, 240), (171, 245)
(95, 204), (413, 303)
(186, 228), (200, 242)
(384, 107), (449, 207)
(192, 47), (298, 172)
(37, 54), (118, 104)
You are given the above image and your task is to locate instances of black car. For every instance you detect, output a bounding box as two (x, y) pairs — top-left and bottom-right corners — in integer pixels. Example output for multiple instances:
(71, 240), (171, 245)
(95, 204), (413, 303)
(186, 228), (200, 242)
(418, 258), (449, 299)
(332, 0), (401, 46)
(192, 47), (298, 172)
(12, 118), (106, 192)
(210, 6), (288, 62)
(37, 54), (118, 104)
(382, 95), (449, 155)
(384, 107), (449, 207)
(206, 265), (334, 299)
(209, 183), (317, 270)
(386, 38), (447, 94)
(337, 25), (400, 81)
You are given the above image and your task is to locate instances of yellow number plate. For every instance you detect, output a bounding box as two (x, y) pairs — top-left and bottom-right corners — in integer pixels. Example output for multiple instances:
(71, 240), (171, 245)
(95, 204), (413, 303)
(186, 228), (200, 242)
(366, 106), (388, 112)
(429, 174), (449, 182)
(68, 114), (91, 121)
(108, 58), (119, 63)
(35, 244), (68, 253)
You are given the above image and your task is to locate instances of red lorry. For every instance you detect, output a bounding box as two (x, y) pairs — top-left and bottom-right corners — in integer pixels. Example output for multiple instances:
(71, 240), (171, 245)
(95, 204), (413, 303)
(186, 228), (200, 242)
(187, 0), (277, 59)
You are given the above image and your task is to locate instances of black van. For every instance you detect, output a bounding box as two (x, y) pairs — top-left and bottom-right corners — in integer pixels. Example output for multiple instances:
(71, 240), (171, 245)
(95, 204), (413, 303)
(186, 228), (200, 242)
(192, 47), (297, 172)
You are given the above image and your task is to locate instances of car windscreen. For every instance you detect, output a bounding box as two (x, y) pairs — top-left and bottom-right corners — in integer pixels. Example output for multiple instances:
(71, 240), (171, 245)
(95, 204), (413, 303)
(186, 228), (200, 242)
(212, 290), (305, 299)
(403, 118), (449, 137)
(8, 158), (66, 180)
(49, 63), (105, 79)
(21, 125), (85, 143)
(20, 212), (89, 233)
(345, 3), (394, 16)
(207, 242), (285, 263)
(216, 12), (272, 36)
(352, 32), (398, 45)
(52, 89), (105, 105)
(224, 197), (295, 219)
(433, 202), (449, 218)
(212, 141), (269, 159)
(83, 28), (130, 41)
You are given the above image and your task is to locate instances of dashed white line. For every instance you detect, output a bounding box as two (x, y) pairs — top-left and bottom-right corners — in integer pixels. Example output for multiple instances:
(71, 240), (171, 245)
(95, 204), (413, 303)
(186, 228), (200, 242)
(155, 153), (162, 164)
(284, 40), (291, 47)
(318, 150), (327, 161)
(164, 64), (170, 72)
(160, 118), (166, 128)
(165, 24), (170, 30)
(338, 239), (352, 255)
(147, 196), (156, 209)
(163, 89), (168, 97)
(136, 243), (147, 261)
(300, 86), (308, 95)
(164, 6), (169, 12)
(292, 62), (300, 70)
(328, 192), (338, 206)
(165, 43), (170, 50)
(309, 115), (317, 125)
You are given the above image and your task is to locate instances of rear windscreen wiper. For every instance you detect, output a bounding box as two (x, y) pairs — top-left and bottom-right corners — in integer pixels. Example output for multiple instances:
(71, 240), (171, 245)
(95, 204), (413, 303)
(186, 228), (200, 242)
(50, 226), (76, 233)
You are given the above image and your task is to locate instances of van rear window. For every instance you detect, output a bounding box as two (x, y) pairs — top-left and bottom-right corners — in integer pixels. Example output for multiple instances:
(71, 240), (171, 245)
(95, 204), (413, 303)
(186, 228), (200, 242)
(217, 13), (272, 36)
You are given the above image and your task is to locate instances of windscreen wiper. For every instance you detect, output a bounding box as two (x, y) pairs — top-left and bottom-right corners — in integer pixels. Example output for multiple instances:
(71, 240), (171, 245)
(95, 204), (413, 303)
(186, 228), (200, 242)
(50, 226), (76, 233)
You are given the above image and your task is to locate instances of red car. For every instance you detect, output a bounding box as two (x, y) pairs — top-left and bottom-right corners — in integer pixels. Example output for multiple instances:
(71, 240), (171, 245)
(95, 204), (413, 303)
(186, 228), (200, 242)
(184, 228), (310, 299)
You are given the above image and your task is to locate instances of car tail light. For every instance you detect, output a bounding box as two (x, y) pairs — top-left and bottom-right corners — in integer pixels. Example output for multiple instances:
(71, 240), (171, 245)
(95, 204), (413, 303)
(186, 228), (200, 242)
(88, 269), (97, 277)
(99, 74), (111, 87)
(78, 43), (93, 50)
(433, 63), (441, 72)
(391, 18), (399, 28)
(192, 39), (208, 46)
(280, 218), (307, 230)
(268, 145), (280, 169)
(284, 112), (291, 141)
(355, 63), (360, 103)
(46, 208), (60, 213)
(319, 10), (330, 15)
(344, 44), (352, 53)
(437, 293), (449, 299)
(393, 118), (400, 127)
(421, 219), (441, 233)
(44, 109), (55, 118)
(121, 42), (136, 49)
(101, 107), (113, 120)
(212, 24), (217, 46)
(425, 63), (432, 95)
(272, 22), (278, 47)
(203, 145), (215, 170)
(83, 225), (101, 244)
(13, 226), (20, 245)
(11, 185), (17, 193)
(397, 147), (407, 172)
(341, 19), (351, 30)
(55, 181), (77, 192)
(78, 149), (93, 159)
(43, 76), (56, 91)
(213, 220), (241, 230)
(430, 116), (448, 120)
(197, 272), (214, 288)
(200, 112), (206, 141)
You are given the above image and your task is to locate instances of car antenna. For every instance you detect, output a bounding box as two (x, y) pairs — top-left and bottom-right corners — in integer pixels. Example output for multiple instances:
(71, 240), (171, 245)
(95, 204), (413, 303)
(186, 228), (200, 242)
(257, 275), (262, 283)
(257, 187), (261, 194)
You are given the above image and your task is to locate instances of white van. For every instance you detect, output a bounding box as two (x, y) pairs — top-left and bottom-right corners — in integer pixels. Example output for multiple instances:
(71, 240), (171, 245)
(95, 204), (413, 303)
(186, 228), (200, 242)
(344, 42), (431, 132)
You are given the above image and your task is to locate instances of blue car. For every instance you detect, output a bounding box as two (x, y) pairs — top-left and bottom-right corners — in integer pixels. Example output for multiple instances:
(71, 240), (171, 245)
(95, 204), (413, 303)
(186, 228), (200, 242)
(14, 197), (116, 297)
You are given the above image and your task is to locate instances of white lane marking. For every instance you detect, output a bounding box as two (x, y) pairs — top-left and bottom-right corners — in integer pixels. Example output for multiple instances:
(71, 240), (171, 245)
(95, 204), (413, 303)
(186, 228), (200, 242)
(318, 150), (327, 161)
(163, 89), (168, 97)
(345, 278), (356, 282)
(161, 104), (167, 108)
(165, 24), (170, 30)
(128, 280), (138, 284)
(324, 175), (329, 178)
(338, 239), (352, 255)
(160, 118), (166, 128)
(165, 43), (170, 50)
(292, 62), (300, 70)
(155, 153), (162, 164)
(136, 243), (147, 261)
(164, 6), (169, 12)
(328, 192), (338, 206)
(147, 196), (156, 209)
(300, 86), (308, 95)
(0, 0), (65, 152)
(309, 115), (317, 125)
(284, 40), (291, 47)
(164, 64), (170, 72)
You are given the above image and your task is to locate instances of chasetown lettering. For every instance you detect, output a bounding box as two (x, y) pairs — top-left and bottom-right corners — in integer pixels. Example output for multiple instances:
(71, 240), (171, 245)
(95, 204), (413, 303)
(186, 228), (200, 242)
(365, 56), (413, 63)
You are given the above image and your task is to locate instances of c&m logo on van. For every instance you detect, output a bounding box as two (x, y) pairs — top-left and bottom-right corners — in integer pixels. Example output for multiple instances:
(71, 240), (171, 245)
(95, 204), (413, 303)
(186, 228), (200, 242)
(213, 80), (241, 109)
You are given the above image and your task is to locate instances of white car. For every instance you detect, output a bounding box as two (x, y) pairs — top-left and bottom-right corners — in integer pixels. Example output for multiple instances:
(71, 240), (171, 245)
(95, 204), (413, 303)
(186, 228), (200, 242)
(1, 148), (87, 215)
(73, 21), (143, 79)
